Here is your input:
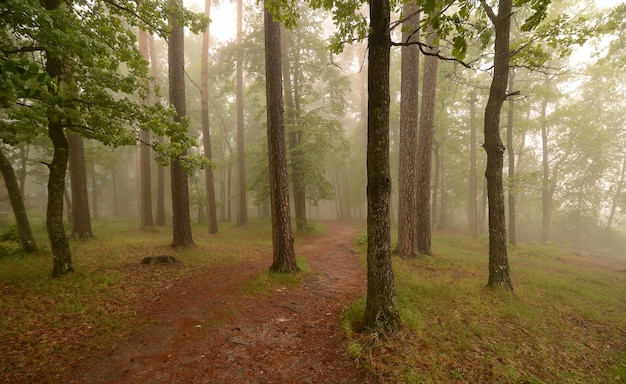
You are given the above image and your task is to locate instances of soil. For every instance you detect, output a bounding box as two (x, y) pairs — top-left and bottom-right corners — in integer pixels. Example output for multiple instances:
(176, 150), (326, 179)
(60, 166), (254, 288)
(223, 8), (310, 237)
(69, 222), (374, 384)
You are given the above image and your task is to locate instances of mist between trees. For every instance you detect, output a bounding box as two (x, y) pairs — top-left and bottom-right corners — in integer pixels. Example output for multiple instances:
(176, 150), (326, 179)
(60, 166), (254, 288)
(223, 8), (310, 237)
(1, 0), (626, 329)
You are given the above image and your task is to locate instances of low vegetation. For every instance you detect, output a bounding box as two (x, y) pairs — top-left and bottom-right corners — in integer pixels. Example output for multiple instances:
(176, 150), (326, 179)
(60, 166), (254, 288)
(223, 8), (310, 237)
(343, 230), (626, 383)
(0, 218), (322, 381)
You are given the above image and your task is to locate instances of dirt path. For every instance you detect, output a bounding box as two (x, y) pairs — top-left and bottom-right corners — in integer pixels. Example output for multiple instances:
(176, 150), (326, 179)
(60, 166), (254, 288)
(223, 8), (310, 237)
(73, 223), (373, 384)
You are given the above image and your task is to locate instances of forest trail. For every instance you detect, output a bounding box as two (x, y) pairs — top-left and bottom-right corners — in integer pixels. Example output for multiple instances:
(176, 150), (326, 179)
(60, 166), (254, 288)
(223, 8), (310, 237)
(72, 222), (373, 384)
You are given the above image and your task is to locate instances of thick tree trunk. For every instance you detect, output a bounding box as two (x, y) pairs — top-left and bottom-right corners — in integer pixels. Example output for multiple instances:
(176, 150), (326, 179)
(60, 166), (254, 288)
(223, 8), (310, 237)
(483, 0), (513, 291)
(235, 0), (247, 226)
(201, 0), (218, 234)
(506, 68), (516, 246)
(264, 7), (298, 273)
(361, 0), (401, 334)
(0, 147), (37, 252)
(416, 31), (438, 256)
(138, 29), (154, 229)
(68, 133), (94, 240)
(396, 1), (420, 258)
(169, 0), (194, 248)
(468, 92), (478, 239)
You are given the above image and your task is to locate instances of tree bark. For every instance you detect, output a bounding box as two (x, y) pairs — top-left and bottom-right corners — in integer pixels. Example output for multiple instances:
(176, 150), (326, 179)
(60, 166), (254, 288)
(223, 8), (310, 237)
(264, 7), (298, 273)
(416, 30), (438, 256)
(482, 0), (513, 291)
(201, 0), (218, 234)
(361, 0), (401, 334)
(0, 146), (37, 252)
(506, 68), (516, 245)
(138, 29), (154, 229)
(235, 0), (247, 226)
(396, 1), (420, 258)
(68, 133), (94, 240)
(169, 0), (194, 248)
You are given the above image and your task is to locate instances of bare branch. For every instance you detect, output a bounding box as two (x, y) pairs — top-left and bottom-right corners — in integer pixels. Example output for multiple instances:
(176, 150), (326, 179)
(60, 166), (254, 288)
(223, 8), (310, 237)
(481, 0), (497, 24)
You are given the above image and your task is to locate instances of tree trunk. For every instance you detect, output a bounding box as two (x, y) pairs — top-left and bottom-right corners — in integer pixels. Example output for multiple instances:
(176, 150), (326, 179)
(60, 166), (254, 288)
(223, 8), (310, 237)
(264, 7), (298, 273)
(361, 0), (401, 334)
(541, 74), (551, 244)
(483, 0), (513, 291)
(395, 1), (420, 258)
(68, 133), (94, 240)
(138, 29), (154, 229)
(607, 155), (626, 230)
(90, 158), (98, 220)
(468, 92), (478, 239)
(235, 0), (248, 226)
(416, 30), (438, 256)
(506, 68), (516, 245)
(281, 29), (307, 231)
(148, 34), (166, 226)
(432, 140), (440, 230)
(201, 0), (218, 234)
(0, 146), (38, 252)
(169, 0), (194, 248)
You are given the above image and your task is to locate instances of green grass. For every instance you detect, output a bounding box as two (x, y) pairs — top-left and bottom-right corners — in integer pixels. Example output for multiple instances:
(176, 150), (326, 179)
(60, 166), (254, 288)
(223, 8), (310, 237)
(343, 230), (626, 383)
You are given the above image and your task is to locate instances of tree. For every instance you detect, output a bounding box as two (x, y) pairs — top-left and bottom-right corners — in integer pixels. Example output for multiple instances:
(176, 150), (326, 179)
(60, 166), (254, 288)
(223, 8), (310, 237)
(68, 133), (94, 240)
(235, 0), (248, 227)
(468, 91), (479, 240)
(264, 6), (299, 273)
(138, 29), (154, 230)
(361, 0), (401, 333)
(482, 0), (513, 290)
(0, 146), (37, 252)
(169, 0), (194, 248)
(281, 27), (306, 230)
(395, 1), (420, 259)
(506, 68), (517, 245)
(148, 34), (167, 227)
(416, 29), (438, 257)
(201, 0), (218, 234)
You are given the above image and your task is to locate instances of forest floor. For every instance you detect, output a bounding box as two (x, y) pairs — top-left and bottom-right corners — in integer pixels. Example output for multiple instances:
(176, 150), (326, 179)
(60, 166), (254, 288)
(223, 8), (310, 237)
(65, 222), (373, 384)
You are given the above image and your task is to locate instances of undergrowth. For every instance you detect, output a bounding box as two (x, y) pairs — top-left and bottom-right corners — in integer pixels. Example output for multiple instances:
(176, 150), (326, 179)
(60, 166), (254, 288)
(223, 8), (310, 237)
(343, 231), (626, 383)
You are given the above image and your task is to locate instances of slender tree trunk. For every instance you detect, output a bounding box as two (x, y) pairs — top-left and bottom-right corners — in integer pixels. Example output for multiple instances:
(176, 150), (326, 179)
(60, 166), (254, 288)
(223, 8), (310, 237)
(468, 92), (478, 239)
(281, 29), (306, 230)
(90, 158), (98, 220)
(541, 74), (551, 244)
(112, 165), (119, 220)
(482, 0), (513, 291)
(396, 1), (419, 258)
(432, 140), (440, 231)
(138, 29), (154, 229)
(607, 155), (626, 230)
(169, 0), (194, 248)
(68, 133), (94, 240)
(0, 146), (37, 252)
(43, 16), (73, 275)
(201, 0), (218, 234)
(506, 68), (517, 245)
(416, 30), (438, 256)
(17, 144), (28, 196)
(148, 34), (166, 226)
(235, 0), (247, 226)
(361, 0), (401, 334)
(264, 7), (298, 273)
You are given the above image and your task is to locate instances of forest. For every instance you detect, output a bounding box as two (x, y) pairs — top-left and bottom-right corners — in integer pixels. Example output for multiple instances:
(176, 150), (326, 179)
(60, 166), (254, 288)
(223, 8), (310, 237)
(1, 0), (625, 382)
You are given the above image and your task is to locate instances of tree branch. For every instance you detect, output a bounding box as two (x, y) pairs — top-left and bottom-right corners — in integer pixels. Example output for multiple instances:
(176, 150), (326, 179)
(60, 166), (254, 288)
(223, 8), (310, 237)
(481, 0), (497, 24)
